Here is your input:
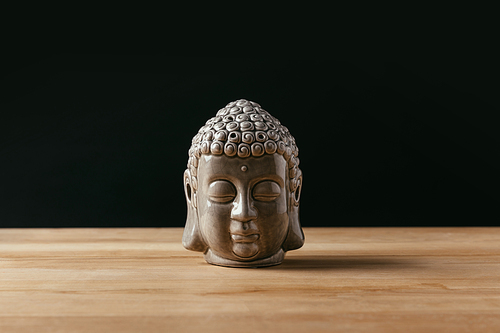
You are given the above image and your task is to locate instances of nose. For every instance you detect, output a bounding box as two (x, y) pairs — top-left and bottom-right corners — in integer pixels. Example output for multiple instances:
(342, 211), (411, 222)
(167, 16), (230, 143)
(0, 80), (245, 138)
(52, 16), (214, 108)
(231, 191), (258, 223)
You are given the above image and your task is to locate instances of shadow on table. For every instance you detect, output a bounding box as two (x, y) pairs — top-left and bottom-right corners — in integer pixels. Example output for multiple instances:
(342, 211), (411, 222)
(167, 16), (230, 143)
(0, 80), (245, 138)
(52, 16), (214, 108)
(269, 256), (419, 271)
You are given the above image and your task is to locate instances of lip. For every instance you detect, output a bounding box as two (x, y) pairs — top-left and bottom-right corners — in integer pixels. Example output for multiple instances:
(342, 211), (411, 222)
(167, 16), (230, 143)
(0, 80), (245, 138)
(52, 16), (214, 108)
(231, 234), (260, 243)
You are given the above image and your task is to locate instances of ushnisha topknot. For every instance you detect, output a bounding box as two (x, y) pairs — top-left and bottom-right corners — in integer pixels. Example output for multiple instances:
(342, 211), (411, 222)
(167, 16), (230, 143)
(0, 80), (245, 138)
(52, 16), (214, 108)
(187, 99), (302, 206)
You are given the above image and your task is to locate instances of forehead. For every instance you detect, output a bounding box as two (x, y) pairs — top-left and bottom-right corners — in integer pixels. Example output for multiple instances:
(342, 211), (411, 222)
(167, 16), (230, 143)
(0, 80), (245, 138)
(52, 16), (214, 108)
(198, 154), (287, 182)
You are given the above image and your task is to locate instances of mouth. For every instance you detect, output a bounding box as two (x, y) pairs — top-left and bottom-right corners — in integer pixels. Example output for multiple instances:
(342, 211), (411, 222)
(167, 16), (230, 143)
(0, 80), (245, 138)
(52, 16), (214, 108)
(231, 234), (260, 243)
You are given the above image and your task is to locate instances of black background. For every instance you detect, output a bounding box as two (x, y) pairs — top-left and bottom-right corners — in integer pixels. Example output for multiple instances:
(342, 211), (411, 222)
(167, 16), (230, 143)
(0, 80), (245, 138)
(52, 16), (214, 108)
(1, 54), (498, 228)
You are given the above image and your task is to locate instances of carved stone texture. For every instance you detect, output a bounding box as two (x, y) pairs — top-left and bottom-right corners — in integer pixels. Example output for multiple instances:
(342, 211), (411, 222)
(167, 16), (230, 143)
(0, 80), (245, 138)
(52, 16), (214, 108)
(183, 99), (304, 267)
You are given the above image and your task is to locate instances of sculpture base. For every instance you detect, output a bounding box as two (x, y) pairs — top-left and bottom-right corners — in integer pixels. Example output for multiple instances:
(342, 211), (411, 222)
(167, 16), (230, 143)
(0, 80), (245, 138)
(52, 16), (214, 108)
(204, 249), (285, 268)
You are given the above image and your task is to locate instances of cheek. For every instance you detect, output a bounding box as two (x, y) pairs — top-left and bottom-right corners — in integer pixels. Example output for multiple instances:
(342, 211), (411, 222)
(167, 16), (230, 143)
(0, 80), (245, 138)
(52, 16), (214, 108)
(253, 202), (289, 256)
(254, 195), (289, 231)
(198, 198), (232, 240)
(257, 208), (289, 233)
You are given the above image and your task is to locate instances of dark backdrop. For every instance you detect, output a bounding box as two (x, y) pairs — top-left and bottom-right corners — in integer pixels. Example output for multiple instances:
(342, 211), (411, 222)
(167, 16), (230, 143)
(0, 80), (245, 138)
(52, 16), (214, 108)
(1, 54), (498, 228)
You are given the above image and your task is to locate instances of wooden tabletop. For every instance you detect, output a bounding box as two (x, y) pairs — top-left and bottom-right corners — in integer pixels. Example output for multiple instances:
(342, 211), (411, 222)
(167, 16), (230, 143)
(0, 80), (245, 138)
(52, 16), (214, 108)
(1, 227), (499, 332)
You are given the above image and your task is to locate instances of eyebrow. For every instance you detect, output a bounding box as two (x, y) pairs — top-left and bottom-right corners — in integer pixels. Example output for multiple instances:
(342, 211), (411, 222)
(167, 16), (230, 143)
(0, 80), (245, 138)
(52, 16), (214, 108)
(251, 175), (284, 188)
(208, 174), (284, 188)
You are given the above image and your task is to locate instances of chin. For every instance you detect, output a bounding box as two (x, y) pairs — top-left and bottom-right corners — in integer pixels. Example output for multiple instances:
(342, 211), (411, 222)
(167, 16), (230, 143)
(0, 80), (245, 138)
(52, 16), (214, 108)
(204, 247), (285, 268)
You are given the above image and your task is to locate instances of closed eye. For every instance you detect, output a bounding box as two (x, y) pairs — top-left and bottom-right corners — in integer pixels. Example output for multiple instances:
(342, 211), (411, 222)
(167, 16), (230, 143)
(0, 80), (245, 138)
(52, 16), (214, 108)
(210, 194), (237, 202)
(253, 193), (280, 201)
(208, 180), (236, 203)
(253, 181), (281, 202)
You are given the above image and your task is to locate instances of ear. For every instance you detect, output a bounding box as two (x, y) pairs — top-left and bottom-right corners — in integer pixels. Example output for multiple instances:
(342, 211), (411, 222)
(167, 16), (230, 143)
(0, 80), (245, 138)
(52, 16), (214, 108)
(182, 169), (208, 252)
(282, 171), (304, 252)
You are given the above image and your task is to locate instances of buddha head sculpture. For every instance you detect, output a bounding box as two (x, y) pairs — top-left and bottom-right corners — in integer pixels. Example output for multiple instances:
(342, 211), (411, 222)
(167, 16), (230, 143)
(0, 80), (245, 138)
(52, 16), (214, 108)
(182, 99), (304, 267)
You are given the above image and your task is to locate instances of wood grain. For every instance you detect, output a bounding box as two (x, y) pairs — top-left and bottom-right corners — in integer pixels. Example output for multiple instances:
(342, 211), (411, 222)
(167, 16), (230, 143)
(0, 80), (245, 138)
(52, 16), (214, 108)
(1, 227), (499, 332)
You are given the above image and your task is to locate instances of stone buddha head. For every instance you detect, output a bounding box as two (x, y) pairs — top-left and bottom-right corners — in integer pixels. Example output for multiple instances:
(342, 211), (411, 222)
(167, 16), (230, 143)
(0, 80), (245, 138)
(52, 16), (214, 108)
(182, 99), (304, 267)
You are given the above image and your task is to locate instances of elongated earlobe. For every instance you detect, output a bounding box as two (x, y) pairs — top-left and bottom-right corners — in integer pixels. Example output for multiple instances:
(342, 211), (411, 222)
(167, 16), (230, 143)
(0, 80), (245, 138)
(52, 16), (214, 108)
(283, 172), (304, 251)
(182, 169), (208, 252)
(283, 205), (305, 251)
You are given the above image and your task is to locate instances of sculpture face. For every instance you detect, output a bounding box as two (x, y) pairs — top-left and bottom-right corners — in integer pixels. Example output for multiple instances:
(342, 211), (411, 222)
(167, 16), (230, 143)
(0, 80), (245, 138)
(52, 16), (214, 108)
(182, 99), (303, 267)
(197, 154), (289, 262)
